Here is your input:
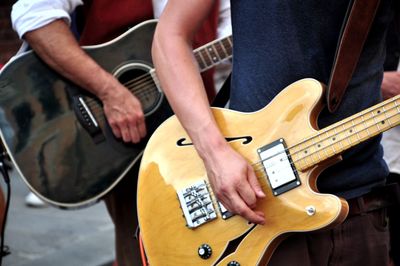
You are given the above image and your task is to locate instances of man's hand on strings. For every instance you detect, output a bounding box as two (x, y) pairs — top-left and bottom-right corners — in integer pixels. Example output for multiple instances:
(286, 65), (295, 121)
(99, 75), (147, 143)
(203, 143), (266, 224)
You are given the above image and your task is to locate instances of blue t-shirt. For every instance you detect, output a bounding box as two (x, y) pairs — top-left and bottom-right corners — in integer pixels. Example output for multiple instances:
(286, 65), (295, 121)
(230, 0), (395, 199)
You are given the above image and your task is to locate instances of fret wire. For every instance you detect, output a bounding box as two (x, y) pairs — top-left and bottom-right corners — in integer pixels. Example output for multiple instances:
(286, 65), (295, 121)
(371, 108), (381, 131)
(304, 141), (312, 167)
(194, 53), (206, 70)
(306, 139), (315, 163)
(199, 50), (208, 67)
(288, 94), (400, 163)
(333, 127), (344, 151)
(222, 39), (232, 56)
(218, 39), (228, 58)
(351, 120), (362, 143)
(342, 124), (352, 147)
(298, 114), (399, 170)
(289, 99), (400, 169)
(209, 45), (221, 62)
(318, 134), (329, 159)
(326, 130), (336, 154)
(311, 137), (323, 161)
(248, 96), (400, 172)
(395, 100), (400, 114)
(204, 46), (214, 67)
(196, 51), (207, 70)
(297, 143), (307, 169)
(227, 36), (233, 47)
(382, 106), (392, 126)
(213, 42), (224, 59)
(257, 103), (400, 173)
(361, 114), (371, 137)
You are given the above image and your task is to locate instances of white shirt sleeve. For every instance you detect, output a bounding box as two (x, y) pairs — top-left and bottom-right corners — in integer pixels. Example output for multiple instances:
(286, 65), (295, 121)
(11, 0), (83, 39)
(152, 0), (167, 19)
(217, 0), (232, 38)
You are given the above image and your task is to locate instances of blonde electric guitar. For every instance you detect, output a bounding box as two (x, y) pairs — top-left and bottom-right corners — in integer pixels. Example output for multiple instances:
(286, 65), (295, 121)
(137, 78), (399, 265)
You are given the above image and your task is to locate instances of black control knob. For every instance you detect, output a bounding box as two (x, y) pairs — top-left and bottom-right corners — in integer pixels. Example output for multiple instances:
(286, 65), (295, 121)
(227, 261), (240, 266)
(198, 244), (212, 259)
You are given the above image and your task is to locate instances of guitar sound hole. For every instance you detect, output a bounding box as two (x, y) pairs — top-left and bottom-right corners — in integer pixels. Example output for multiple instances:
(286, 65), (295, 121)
(115, 63), (162, 115)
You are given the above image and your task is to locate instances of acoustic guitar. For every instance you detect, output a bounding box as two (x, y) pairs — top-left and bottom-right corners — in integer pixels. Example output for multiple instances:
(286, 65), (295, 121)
(0, 19), (232, 209)
(137, 78), (399, 265)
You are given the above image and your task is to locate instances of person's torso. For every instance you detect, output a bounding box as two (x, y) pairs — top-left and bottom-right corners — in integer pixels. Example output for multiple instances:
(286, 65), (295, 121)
(229, 0), (395, 198)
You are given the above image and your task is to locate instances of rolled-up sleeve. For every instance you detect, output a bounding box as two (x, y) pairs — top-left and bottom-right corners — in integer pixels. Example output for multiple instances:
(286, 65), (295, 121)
(11, 0), (83, 38)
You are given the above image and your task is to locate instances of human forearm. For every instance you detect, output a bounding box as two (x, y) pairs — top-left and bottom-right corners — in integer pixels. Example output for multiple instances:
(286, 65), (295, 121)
(23, 19), (146, 143)
(382, 71), (400, 100)
(24, 19), (118, 99)
(152, 2), (227, 156)
(153, 0), (265, 224)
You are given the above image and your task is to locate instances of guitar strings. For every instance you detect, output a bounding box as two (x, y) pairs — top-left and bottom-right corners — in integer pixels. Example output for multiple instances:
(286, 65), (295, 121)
(200, 107), (399, 208)
(252, 112), (397, 175)
(84, 41), (233, 110)
(284, 96), (400, 161)
(250, 103), (399, 174)
(88, 94), (399, 180)
(84, 74), (159, 118)
(85, 72), (156, 109)
(87, 91), (399, 179)
(82, 79), (399, 191)
(198, 170), (278, 215)
(83, 40), (233, 121)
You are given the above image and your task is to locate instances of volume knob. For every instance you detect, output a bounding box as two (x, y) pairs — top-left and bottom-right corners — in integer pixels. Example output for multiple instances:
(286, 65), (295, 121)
(198, 244), (212, 259)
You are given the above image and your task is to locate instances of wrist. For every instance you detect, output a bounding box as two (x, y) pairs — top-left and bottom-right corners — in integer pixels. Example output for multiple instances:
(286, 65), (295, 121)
(191, 122), (229, 161)
(91, 71), (121, 101)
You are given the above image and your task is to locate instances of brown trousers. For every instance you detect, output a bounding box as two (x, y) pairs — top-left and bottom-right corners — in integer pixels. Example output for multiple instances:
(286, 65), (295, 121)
(104, 163), (142, 266)
(268, 208), (390, 266)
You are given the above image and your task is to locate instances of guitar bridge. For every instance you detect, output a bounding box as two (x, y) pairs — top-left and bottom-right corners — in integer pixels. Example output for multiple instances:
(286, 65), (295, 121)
(72, 96), (105, 143)
(177, 180), (217, 228)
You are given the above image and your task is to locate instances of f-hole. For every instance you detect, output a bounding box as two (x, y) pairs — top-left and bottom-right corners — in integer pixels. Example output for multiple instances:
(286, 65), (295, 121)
(214, 224), (257, 265)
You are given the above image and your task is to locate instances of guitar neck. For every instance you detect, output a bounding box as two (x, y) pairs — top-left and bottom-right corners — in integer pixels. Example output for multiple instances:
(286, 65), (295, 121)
(193, 35), (233, 72)
(290, 95), (400, 171)
(149, 35), (232, 97)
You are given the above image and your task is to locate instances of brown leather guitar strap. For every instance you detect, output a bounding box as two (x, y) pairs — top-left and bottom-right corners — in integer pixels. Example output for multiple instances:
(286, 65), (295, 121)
(327, 0), (381, 113)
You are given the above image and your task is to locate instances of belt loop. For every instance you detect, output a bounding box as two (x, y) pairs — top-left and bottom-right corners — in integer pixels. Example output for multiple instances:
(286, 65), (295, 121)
(357, 196), (367, 216)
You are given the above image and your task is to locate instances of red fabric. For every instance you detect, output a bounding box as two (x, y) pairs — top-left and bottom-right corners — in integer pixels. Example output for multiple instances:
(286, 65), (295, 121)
(193, 0), (220, 102)
(78, 0), (219, 101)
(78, 0), (154, 45)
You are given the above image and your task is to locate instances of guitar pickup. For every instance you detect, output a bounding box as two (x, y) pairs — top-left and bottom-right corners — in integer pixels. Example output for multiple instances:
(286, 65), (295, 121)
(258, 138), (301, 196)
(217, 201), (234, 220)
